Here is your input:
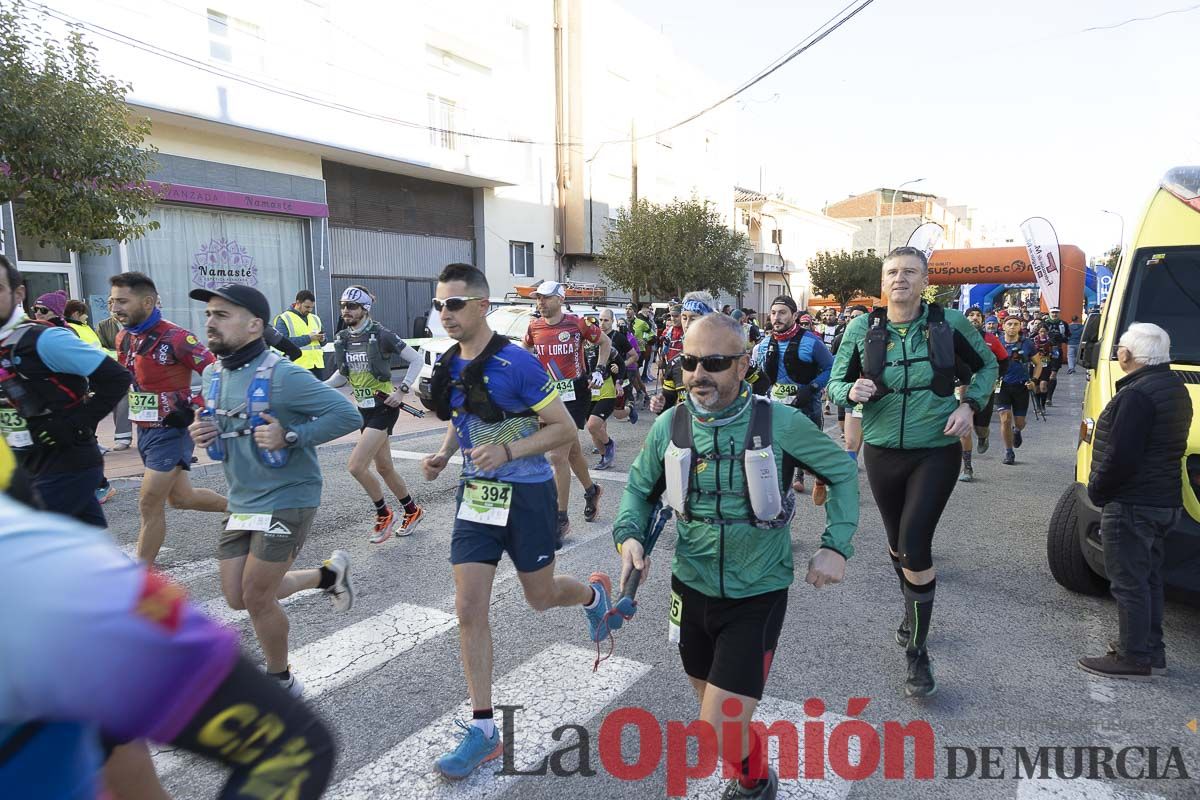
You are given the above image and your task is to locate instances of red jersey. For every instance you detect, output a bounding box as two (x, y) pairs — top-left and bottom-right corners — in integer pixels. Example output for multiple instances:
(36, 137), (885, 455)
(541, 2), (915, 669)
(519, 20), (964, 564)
(523, 313), (603, 380)
(982, 331), (1007, 363)
(662, 325), (684, 362)
(116, 318), (214, 427)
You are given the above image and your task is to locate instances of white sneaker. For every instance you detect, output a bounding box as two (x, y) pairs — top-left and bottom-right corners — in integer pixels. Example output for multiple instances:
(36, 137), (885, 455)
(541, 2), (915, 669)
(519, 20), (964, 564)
(323, 549), (354, 612)
(274, 668), (304, 698)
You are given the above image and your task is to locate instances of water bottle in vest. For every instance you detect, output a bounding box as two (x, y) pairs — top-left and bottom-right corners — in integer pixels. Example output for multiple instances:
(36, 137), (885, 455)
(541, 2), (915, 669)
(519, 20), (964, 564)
(0, 367), (43, 418)
(199, 406), (225, 462)
(248, 374), (288, 468)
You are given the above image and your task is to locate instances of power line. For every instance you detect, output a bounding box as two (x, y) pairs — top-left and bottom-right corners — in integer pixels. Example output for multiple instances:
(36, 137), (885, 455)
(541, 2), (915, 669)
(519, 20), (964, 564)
(1082, 2), (1200, 32)
(28, 0), (876, 150)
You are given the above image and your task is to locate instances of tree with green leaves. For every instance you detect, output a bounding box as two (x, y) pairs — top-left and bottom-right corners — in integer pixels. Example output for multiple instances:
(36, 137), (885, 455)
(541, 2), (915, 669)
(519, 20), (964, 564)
(600, 196), (750, 301)
(1102, 246), (1121, 270)
(0, 0), (161, 254)
(807, 250), (882, 309)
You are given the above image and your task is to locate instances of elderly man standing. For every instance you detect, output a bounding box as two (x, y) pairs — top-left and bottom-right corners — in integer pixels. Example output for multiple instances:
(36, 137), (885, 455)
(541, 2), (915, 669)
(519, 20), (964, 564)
(1079, 323), (1192, 680)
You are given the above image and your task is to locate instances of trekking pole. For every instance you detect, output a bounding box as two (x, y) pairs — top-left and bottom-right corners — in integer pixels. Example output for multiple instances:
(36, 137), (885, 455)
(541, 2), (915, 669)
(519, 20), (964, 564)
(397, 401), (426, 418)
(610, 503), (672, 628)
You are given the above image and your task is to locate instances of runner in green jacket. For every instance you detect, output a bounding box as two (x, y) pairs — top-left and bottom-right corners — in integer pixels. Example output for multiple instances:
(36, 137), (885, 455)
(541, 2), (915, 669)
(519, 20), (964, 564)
(826, 247), (997, 701)
(612, 313), (859, 800)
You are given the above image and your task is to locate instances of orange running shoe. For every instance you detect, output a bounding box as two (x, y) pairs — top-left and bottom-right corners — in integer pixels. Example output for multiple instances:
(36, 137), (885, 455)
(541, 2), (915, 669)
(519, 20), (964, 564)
(370, 509), (396, 544)
(398, 506), (424, 537)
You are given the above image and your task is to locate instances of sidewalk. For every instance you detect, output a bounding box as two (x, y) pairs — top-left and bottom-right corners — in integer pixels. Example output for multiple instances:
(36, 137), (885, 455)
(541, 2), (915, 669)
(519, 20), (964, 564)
(97, 385), (446, 479)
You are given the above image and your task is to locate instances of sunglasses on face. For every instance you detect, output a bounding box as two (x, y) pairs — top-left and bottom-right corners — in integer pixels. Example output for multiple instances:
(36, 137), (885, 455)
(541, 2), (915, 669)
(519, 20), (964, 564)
(433, 296), (484, 313)
(33, 306), (51, 315)
(339, 302), (363, 311)
(680, 353), (744, 373)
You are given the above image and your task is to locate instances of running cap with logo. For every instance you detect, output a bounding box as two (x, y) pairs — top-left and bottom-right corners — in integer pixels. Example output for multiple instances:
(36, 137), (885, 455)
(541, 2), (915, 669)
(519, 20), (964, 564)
(189, 283), (271, 324)
(340, 286), (373, 310)
(770, 295), (798, 313)
(534, 280), (566, 298)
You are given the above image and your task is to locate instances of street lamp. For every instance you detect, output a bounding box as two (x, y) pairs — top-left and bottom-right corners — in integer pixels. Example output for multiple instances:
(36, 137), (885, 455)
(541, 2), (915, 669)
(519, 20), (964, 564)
(886, 177), (925, 252)
(1101, 209), (1125, 253)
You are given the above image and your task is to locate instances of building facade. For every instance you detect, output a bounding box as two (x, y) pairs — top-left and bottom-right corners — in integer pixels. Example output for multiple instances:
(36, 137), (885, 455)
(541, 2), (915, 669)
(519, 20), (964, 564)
(823, 188), (977, 255)
(733, 188), (857, 313)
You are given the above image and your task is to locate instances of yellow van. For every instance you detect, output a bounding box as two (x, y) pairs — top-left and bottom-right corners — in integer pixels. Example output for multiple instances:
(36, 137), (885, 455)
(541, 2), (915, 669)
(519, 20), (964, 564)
(1048, 166), (1200, 597)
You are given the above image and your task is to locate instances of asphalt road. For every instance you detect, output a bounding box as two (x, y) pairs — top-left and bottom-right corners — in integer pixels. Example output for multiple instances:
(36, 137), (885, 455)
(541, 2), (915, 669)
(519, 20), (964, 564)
(100, 372), (1200, 800)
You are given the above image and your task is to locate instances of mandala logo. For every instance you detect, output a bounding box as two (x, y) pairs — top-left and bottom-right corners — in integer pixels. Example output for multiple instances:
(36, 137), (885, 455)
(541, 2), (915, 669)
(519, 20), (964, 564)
(191, 238), (258, 289)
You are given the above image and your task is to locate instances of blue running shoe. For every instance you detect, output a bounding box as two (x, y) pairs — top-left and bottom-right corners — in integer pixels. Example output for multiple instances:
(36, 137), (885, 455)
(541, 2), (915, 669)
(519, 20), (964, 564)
(584, 572), (614, 642)
(628, 404), (639, 425)
(598, 439), (616, 470)
(435, 720), (503, 779)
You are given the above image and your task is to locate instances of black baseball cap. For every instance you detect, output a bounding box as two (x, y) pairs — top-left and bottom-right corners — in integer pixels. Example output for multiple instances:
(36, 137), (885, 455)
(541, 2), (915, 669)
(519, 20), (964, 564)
(189, 284), (271, 323)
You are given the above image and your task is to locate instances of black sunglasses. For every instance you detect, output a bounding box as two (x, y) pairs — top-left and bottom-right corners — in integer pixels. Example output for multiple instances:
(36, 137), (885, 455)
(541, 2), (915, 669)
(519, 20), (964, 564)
(679, 353), (744, 373)
(32, 306), (51, 314)
(339, 302), (363, 311)
(433, 296), (484, 312)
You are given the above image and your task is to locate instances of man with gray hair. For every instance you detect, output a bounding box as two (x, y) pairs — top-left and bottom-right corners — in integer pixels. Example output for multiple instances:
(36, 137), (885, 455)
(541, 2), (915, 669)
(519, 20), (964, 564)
(1079, 322), (1192, 680)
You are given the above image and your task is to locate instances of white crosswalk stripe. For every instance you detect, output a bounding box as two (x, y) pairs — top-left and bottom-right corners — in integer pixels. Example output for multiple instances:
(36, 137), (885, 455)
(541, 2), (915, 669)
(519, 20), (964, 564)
(326, 643), (651, 799)
(1016, 777), (1167, 799)
(684, 699), (853, 800)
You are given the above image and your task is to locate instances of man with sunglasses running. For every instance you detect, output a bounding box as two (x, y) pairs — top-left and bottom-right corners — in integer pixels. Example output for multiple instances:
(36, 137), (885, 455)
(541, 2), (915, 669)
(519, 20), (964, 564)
(649, 291), (716, 415)
(615, 313), (859, 800)
(523, 281), (610, 545)
(325, 286), (424, 543)
(422, 264), (615, 779)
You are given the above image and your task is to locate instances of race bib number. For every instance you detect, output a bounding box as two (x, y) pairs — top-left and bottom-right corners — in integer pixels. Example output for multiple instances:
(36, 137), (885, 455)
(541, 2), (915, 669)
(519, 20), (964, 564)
(128, 391), (160, 422)
(668, 590), (682, 644)
(353, 387), (376, 409)
(226, 513), (272, 532)
(457, 479), (513, 527)
(770, 384), (798, 405)
(0, 408), (31, 448)
(850, 404), (864, 419)
(552, 379), (576, 403)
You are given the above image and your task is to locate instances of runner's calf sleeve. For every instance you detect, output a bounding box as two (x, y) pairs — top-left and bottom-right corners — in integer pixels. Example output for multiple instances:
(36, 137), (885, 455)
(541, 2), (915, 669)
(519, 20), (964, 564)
(888, 552), (905, 595)
(167, 655), (335, 800)
(901, 578), (936, 651)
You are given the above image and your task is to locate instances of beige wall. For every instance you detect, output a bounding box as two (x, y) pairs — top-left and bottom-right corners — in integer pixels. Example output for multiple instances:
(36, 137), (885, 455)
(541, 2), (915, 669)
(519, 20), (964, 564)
(142, 119), (324, 180)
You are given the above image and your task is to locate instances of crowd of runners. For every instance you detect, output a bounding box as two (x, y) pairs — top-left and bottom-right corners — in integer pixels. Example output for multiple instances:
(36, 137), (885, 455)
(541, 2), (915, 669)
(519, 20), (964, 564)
(2, 248), (1090, 799)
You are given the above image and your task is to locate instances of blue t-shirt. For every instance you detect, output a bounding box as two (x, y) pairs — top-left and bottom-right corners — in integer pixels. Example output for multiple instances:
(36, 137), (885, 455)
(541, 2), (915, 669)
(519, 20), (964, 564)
(1000, 338), (1036, 384)
(751, 331), (834, 389)
(448, 342), (556, 483)
(34, 326), (105, 375)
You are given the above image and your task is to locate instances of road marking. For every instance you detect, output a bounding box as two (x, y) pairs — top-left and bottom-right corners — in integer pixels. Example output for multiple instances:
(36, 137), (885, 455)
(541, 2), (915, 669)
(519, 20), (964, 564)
(160, 558), (220, 584)
(685, 698), (852, 800)
(325, 643), (651, 799)
(391, 450), (630, 483)
(155, 602), (458, 779)
(1016, 777), (1166, 799)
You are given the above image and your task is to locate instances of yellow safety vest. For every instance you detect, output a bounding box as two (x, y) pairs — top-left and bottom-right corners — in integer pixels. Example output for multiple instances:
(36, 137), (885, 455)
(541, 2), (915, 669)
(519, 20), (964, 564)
(276, 309), (325, 369)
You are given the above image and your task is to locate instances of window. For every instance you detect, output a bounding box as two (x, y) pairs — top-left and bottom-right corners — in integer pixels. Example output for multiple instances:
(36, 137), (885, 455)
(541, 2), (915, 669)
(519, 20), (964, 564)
(207, 9), (264, 71)
(1116, 246), (1200, 363)
(428, 94), (457, 150)
(12, 201), (70, 264)
(510, 241), (534, 277)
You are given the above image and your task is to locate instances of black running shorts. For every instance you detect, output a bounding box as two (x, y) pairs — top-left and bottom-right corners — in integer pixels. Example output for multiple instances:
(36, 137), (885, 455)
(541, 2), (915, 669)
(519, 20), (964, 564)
(672, 574), (788, 700)
(994, 383), (1030, 417)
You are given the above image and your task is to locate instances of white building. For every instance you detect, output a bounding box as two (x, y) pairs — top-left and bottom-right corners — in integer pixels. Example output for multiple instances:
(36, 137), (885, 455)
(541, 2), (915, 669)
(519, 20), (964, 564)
(733, 188), (857, 313)
(11, 0), (559, 337)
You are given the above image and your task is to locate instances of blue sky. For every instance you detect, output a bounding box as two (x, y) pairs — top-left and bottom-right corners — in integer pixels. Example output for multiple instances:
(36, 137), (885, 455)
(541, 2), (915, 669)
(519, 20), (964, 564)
(613, 0), (1200, 258)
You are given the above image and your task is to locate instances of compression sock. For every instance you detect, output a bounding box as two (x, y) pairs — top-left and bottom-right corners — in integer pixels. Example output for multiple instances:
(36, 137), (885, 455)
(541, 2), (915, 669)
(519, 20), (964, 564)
(889, 553), (906, 596)
(317, 566), (336, 590)
(903, 578), (936, 651)
(962, 451), (972, 468)
(373, 497), (388, 516)
(472, 708), (496, 738)
(1048, 378), (1058, 403)
(398, 494), (418, 515)
(737, 729), (768, 789)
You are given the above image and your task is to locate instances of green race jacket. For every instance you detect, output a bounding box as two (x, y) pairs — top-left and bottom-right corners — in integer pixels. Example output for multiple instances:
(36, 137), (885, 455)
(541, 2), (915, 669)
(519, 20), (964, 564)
(826, 302), (997, 450)
(613, 387), (859, 599)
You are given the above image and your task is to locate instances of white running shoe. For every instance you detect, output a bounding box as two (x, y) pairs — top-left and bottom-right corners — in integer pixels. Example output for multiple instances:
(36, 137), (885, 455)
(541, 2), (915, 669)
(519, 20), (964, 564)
(275, 668), (305, 698)
(323, 549), (354, 612)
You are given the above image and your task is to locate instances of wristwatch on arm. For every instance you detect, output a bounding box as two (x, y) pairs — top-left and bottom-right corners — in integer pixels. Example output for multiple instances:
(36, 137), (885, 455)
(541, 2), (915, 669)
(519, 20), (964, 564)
(283, 429), (300, 447)
(961, 397), (981, 414)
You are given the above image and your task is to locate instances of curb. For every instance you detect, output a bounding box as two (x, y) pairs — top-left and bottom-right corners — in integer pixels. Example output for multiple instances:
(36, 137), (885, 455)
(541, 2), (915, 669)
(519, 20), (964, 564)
(109, 425), (447, 487)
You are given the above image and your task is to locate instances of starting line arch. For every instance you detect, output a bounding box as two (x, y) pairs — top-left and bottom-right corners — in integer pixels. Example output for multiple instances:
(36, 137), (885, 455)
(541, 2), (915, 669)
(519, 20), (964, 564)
(926, 245), (1086, 316)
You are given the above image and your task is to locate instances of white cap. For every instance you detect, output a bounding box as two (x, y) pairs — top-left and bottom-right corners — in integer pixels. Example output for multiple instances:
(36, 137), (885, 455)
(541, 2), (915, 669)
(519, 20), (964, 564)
(534, 280), (566, 298)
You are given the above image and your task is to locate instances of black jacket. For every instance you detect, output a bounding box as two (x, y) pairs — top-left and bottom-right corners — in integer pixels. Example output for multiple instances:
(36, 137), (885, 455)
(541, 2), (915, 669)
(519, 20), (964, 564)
(1088, 364), (1192, 508)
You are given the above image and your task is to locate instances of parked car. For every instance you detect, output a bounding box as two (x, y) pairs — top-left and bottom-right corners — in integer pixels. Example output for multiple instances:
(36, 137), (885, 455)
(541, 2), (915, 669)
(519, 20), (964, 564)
(1047, 165), (1200, 599)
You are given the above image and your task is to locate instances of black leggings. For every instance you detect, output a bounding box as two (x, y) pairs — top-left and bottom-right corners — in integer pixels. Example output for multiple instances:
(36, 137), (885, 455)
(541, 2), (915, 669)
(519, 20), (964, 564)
(863, 443), (961, 573)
